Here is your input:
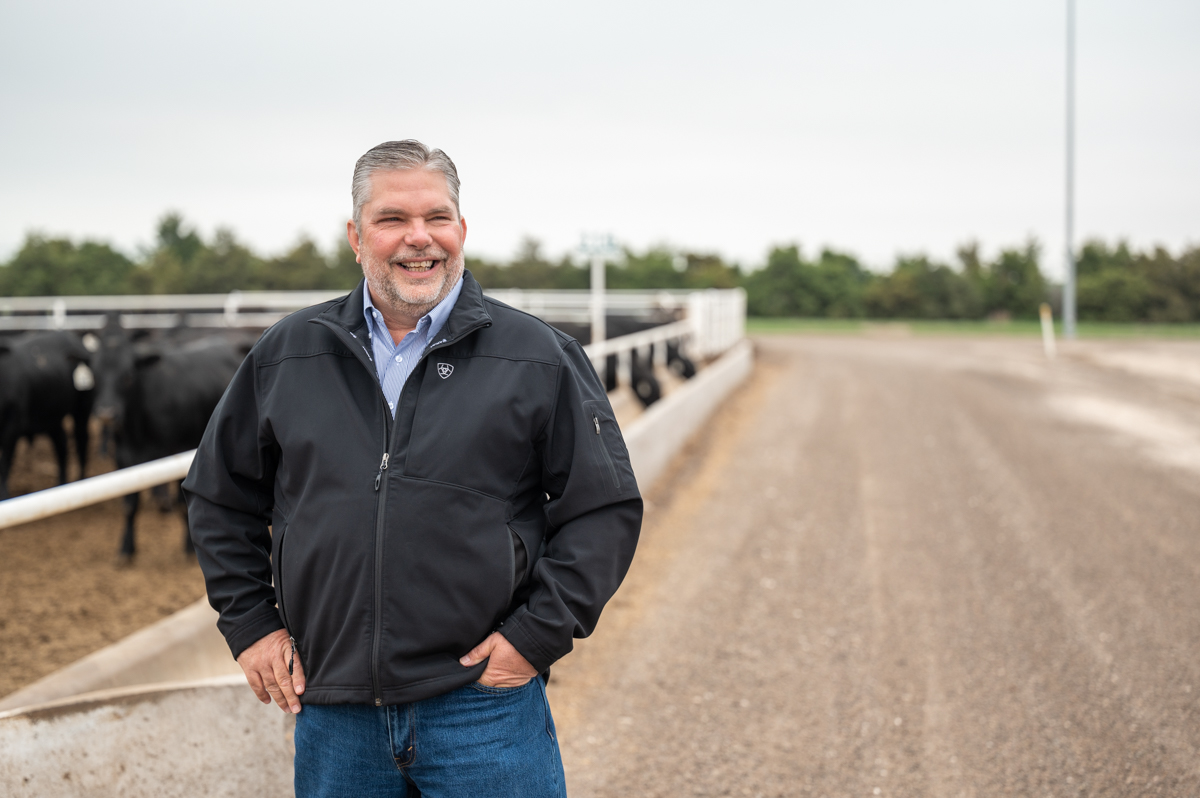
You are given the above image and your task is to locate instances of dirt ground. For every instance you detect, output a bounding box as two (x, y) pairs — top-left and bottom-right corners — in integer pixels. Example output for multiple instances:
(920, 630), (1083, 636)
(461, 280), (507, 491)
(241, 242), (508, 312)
(0, 429), (206, 700)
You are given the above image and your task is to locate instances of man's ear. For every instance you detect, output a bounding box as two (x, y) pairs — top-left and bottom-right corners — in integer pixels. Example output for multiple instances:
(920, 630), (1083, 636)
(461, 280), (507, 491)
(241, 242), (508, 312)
(346, 220), (362, 264)
(459, 216), (467, 248)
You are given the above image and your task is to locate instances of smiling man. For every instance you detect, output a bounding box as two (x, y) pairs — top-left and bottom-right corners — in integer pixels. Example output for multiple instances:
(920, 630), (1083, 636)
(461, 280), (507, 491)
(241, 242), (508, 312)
(183, 140), (643, 797)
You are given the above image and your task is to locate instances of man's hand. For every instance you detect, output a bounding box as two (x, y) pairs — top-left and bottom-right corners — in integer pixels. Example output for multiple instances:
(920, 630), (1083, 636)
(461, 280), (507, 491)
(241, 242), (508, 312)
(236, 628), (305, 713)
(459, 632), (538, 688)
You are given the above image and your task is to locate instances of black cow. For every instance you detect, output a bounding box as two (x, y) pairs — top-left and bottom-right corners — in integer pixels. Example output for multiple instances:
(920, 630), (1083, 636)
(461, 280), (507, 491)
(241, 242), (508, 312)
(93, 318), (248, 562)
(551, 316), (696, 408)
(0, 331), (94, 500)
(606, 316), (697, 379)
(0, 339), (30, 500)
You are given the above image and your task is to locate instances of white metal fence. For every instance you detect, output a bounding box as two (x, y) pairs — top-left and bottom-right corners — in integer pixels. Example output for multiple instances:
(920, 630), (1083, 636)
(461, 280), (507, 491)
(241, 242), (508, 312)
(0, 288), (745, 531)
(0, 288), (745, 356)
(0, 291), (345, 332)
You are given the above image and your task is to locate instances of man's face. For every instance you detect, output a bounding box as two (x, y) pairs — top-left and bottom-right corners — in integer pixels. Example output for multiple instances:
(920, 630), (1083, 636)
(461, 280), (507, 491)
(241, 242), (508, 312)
(348, 168), (467, 319)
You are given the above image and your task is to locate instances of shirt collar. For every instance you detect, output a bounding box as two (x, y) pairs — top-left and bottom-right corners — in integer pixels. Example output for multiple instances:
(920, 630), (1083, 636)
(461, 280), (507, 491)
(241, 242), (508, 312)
(363, 275), (465, 344)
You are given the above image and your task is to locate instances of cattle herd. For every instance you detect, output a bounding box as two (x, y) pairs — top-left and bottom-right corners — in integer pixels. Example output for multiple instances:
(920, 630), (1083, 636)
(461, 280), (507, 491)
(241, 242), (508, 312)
(0, 313), (694, 565)
(0, 318), (253, 563)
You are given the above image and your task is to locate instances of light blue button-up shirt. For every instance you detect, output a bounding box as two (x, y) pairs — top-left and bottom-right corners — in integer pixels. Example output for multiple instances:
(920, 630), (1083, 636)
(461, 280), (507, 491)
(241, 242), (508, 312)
(363, 276), (463, 418)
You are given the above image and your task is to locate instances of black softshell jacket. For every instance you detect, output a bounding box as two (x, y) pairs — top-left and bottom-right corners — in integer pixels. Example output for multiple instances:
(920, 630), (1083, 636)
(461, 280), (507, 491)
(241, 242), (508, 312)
(183, 273), (642, 706)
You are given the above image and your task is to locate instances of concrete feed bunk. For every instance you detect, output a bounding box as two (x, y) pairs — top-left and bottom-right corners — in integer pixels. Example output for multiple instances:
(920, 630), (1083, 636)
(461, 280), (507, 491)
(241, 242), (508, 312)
(0, 678), (294, 798)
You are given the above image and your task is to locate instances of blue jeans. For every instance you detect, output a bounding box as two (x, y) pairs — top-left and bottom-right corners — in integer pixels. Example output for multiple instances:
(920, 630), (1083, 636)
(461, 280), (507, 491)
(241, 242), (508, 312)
(293, 677), (567, 797)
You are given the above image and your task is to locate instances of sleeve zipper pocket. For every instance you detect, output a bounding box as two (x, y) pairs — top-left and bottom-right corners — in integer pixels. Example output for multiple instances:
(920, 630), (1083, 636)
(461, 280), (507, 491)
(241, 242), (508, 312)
(589, 410), (621, 490)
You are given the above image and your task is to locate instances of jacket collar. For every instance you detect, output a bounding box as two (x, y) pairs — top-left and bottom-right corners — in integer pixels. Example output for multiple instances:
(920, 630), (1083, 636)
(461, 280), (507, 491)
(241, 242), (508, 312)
(316, 270), (492, 347)
(429, 270), (492, 346)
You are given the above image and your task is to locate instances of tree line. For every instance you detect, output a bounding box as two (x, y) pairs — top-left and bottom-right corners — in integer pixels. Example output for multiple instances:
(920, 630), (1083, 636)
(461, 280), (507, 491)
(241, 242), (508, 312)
(2, 214), (1197, 322)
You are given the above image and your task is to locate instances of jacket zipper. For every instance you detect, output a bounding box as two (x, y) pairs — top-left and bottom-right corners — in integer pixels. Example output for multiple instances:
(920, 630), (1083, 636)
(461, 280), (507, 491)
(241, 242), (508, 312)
(313, 317), (399, 707)
(374, 452), (389, 490)
(371, 450), (389, 705)
(593, 413), (621, 489)
(316, 314), (490, 708)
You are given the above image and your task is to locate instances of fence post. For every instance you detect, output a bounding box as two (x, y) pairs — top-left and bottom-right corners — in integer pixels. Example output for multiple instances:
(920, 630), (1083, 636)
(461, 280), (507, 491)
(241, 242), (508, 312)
(1039, 303), (1057, 360)
(223, 291), (241, 327)
(688, 292), (708, 358)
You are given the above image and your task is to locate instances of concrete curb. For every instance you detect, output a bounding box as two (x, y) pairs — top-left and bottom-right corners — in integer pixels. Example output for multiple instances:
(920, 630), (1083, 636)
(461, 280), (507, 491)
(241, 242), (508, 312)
(624, 338), (754, 489)
(0, 599), (239, 712)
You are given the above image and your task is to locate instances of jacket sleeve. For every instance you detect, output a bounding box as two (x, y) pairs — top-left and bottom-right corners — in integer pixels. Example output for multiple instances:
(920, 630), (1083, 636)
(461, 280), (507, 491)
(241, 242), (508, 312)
(181, 350), (284, 660)
(499, 340), (643, 672)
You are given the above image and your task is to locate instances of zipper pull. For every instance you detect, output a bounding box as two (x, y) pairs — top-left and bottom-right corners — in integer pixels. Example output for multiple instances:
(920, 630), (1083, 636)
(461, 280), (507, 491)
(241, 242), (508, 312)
(288, 636), (296, 676)
(374, 452), (389, 491)
(593, 415), (601, 435)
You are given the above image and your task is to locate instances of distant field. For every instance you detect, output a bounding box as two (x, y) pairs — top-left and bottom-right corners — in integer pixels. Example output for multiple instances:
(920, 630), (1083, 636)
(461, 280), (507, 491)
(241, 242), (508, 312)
(746, 318), (1200, 338)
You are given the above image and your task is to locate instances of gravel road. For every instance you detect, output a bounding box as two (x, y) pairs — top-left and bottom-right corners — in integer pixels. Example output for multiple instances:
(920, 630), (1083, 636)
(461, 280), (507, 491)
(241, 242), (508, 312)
(548, 334), (1200, 798)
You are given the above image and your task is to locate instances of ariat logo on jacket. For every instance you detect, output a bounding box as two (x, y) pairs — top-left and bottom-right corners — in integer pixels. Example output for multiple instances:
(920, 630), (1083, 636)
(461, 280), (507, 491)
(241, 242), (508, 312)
(437, 363), (454, 379)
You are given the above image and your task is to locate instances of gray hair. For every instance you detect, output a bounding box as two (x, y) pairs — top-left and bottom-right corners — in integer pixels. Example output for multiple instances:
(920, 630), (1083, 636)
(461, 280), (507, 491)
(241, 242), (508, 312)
(351, 140), (461, 229)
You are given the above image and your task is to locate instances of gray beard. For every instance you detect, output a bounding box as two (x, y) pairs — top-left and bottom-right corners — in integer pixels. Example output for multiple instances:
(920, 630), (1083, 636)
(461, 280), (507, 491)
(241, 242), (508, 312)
(363, 253), (464, 320)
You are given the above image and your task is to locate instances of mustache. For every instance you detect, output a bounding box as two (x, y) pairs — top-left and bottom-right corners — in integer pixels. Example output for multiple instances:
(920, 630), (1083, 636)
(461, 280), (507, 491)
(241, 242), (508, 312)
(388, 249), (451, 264)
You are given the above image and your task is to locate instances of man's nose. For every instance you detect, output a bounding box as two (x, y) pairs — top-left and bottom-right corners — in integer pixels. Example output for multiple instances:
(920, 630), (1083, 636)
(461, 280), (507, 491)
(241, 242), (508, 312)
(403, 220), (433, 248)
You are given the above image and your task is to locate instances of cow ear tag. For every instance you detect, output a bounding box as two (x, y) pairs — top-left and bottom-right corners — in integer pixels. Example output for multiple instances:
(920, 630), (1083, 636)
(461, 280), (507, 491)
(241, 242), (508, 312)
(73, 363), (95, 391)
(437, 363), (454, 379)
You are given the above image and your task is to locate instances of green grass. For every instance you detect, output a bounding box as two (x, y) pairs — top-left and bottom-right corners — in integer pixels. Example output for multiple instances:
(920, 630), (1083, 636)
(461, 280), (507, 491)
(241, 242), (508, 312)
(745, 317), (1200, 338)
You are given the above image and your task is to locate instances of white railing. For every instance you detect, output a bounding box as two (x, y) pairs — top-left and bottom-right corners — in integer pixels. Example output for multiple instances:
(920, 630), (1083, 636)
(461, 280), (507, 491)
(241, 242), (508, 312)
(581, 320), (695, 392)
(0, 291), (345, 331)
(1, 289), (701, 318)
(582, 320), (692, 362)
(483, 289), (694, 323)
(0, 288), (745, 340)
(0, 291), (345, 314)
(0, 452), (196, 531)
(687, 289), (746, 358)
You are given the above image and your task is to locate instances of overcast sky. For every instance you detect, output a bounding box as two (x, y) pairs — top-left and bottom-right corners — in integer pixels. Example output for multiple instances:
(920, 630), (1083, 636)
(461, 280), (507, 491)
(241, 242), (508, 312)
(1, 0), (1196, 276)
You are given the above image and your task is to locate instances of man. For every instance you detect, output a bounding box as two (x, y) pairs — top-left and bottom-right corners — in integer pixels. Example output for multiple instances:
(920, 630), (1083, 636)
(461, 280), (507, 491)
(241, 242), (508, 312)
(183, 140), (642, 797)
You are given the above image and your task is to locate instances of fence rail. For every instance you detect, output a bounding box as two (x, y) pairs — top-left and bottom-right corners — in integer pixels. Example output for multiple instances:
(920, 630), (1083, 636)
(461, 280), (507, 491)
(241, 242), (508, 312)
(0, 452), (196, 531)
(2, 289), (719, 324)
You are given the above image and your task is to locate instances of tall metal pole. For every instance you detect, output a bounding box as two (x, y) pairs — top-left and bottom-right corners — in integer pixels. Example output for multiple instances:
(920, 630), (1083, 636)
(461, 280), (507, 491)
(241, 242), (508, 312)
(582, 233), (617, 346)
(1063, 0), (1077, 338)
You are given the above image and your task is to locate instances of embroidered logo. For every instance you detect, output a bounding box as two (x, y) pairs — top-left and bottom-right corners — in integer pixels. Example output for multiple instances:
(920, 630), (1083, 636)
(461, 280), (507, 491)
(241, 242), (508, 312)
(437, 363), (454, 379)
